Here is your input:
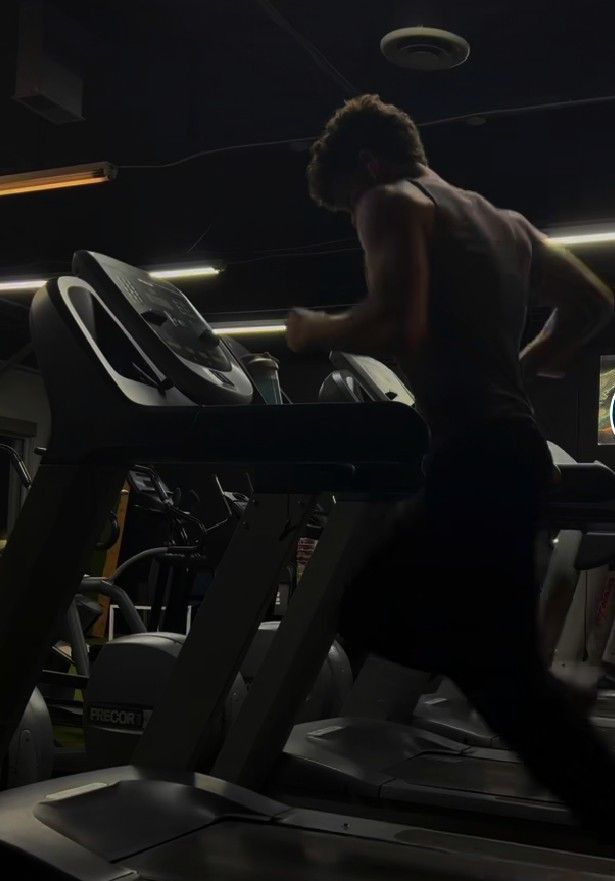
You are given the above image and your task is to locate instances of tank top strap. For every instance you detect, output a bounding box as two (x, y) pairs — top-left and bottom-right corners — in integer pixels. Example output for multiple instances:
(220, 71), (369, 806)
(406, 176), (438, 207)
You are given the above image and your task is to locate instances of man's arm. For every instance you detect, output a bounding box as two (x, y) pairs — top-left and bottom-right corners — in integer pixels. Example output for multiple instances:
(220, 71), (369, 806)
(286, 185), (431, 356)
(517, 216), (613, 379)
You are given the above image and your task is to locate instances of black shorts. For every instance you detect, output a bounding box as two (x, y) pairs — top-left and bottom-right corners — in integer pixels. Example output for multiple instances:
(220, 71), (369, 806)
(338, 418), (553, 676)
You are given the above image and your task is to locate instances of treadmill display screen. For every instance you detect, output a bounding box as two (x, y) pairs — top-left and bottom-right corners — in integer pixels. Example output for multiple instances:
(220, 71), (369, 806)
(598, 355), (615, 445)
(115, 272), (231, 372)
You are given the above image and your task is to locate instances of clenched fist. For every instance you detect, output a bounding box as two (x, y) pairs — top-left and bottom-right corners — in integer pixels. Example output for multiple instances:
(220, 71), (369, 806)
(286, 308), (330, 353)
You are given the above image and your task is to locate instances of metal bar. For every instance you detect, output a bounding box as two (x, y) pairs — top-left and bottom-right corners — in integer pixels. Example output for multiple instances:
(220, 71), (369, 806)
(39, 670), (89, 690)
(83, 580), (147, 635)
(133, 492), (315, 771)
(213, 497), (395, 790)
(0, 462), (127, 760)
(539, 529), (583, 663)
(0, 443), (32, 489)
(64, 600), (90, 677)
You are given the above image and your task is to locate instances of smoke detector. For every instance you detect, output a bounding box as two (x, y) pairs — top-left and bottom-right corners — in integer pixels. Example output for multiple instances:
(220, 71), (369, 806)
(380, 27), (470, 71)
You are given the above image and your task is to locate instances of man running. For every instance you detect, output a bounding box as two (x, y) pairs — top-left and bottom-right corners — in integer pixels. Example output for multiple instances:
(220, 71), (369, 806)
(286, 94), (615, 837)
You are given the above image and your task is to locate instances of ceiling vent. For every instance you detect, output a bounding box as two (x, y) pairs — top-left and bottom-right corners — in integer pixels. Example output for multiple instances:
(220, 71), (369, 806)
(380, 27), (470, 71)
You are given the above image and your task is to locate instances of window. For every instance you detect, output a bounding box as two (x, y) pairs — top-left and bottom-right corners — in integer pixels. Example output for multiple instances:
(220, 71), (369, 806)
(598, 355), (615, 446)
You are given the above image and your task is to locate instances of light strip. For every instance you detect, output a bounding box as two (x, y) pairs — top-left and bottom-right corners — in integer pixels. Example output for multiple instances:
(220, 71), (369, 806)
(0, 279), (46, 292)
(0, 163), (116, 197)
(212, 323), (286, 336)
(0, 265), (221, 293)
(547, 231), (615, 246)
(149, 266), (220, 280)
(1, 225), (614, 295)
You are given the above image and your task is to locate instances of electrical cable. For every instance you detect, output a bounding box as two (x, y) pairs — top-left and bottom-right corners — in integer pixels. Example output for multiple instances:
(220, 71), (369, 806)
(185, 236), (356, 259)
(186, 220), (216, 254)
(120, 137), (314, 170)
(118, 93), (615, 171)
(186, 234), (358, 260)
(116, 90), (615, 271)
(226, 246), (360, 266)
(206, 237), (357, 255)
(255, 0), (359, 98)
(420, 93), (615, 128)
(207, 302), (352, 321)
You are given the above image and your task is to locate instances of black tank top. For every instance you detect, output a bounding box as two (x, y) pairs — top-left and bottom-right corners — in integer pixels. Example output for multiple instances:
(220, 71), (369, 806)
(401, 169), (536, 447)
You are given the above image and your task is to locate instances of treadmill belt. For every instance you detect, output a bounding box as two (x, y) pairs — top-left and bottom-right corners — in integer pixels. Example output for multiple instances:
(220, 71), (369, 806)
(388, 754), (554, 802)
(130, 823), (450, 880)
(127, 821), (608, 880)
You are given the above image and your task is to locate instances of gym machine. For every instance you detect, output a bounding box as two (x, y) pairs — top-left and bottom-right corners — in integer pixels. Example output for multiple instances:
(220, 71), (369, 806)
(0, 252), (608, 878)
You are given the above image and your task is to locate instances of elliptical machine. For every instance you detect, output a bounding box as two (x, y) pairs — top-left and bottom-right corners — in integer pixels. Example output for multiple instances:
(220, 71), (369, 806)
(82, 463), (251, 767)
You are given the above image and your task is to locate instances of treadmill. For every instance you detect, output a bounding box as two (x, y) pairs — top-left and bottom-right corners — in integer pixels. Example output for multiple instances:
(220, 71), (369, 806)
(324, 353), (615, 748)
(272, 351), (615, 824)
(2, 253), (610, 878)
(327, 351), (615, 744)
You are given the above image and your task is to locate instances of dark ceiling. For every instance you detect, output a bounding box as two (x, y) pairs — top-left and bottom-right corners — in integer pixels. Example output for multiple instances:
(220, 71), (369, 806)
(1, 0), (615, 319)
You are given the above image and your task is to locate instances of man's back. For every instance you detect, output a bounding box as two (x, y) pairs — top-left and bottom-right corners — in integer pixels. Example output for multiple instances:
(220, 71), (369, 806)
(401, 169), (535, 445)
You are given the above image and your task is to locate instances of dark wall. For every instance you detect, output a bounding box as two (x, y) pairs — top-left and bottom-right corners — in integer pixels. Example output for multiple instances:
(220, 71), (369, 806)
(528, 372), (582, 459)
(278, 352), (331, 404)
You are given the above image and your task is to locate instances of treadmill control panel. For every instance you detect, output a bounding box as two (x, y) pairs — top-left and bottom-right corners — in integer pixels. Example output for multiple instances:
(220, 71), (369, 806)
(330, 352), (415, 407)
(113, 272), (231, 373)
(73, 251), (253, 405)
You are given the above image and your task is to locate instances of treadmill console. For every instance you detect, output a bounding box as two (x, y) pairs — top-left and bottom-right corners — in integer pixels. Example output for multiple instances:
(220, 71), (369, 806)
(329, 352), (415, 407)
(73, 251), (253, 406)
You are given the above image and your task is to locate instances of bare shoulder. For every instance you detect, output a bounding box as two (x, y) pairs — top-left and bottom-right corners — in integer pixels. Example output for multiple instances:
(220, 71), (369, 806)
(355, 182), (433, 235)
(359, 181), (430, 211)
(504, 209), (546, 247)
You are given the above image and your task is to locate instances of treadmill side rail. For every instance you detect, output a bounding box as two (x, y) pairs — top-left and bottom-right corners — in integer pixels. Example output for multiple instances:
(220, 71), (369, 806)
(214, 498), (398, 790)
(0, 463), (127, 760)
(134, 493), (317, 770)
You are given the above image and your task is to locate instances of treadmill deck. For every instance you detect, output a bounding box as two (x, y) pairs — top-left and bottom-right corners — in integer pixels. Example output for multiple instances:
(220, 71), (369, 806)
(0, 766), (613, 880)
(280, 718), (569, 824)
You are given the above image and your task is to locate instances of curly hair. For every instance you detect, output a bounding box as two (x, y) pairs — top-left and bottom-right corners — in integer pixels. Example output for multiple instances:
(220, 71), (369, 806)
(307, 94), (427, 212)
